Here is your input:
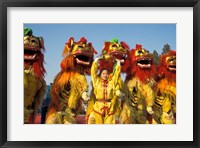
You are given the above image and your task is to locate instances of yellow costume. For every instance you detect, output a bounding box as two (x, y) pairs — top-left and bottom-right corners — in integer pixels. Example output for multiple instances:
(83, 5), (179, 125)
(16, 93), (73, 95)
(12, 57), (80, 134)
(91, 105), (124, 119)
(88, 60), (121, 124)
(45, 72), (88, 124)
(24, 28), (46, 123)
(120, 77), (155, 124)
(154, 79), (176, 124)
(154, 50), (176, 124)
(87, 38), (129, 121)
(46, 37), (97, 124)
(120, 44), (156, 124)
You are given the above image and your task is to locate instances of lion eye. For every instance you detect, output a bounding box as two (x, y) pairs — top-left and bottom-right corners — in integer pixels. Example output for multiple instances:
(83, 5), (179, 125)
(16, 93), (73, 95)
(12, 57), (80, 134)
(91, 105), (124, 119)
(112, 44), (117, 48)
(138, 50), (143, 54)
(169, 58), (173, 62)
(78, 45), (83, 49)
(31, 39), (36, 43)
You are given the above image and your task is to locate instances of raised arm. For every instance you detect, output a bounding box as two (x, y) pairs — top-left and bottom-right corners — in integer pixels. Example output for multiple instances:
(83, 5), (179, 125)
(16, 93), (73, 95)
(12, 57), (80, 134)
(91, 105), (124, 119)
(112, 60), (121, 87)
(91, 57), (100, 87)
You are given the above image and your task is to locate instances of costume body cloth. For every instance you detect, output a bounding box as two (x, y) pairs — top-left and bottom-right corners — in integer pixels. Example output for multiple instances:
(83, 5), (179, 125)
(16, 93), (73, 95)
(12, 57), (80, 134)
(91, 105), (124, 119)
(154, 78), (176, 124)
(23, 27), (46, 123)
(119, 44), (155, 124)
(45, 72), (88, 124)
(88, 61), (121, 124)
(24, 67), (46, 123)
(153, 50), (176, 124)
(120, 77), (155, 124)
(45, 37), (96, 124)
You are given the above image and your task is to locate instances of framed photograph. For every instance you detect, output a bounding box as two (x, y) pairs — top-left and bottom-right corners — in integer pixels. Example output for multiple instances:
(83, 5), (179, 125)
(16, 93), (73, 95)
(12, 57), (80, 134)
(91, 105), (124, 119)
(1, 0), (199, 148)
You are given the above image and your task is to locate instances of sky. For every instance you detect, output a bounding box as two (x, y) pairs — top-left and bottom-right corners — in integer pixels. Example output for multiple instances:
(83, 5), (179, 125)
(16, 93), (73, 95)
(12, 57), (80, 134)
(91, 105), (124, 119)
(24, 24), (176, 87)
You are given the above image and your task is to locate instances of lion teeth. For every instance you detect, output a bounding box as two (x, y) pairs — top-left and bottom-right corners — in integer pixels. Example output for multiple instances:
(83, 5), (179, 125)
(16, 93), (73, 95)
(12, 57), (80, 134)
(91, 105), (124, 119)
(137, 63), (151, 68)
(32, 54), (36, 58)
(76, 58), (89, 65)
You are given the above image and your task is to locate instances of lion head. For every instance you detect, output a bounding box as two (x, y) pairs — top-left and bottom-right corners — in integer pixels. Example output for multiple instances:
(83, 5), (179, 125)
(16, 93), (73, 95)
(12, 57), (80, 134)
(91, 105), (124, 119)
(24, 27), (46, 79)
(157, 50), (176, 82)
(126, 44), (155, 83)
(99, 38), (130, 73)
(61, 37), (97, 74)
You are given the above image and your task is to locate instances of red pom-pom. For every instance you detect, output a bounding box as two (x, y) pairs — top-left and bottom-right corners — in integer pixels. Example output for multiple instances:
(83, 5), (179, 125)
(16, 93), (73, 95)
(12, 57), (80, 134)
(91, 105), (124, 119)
(136, 44), (142, 50)
(79, 37), (87, 44)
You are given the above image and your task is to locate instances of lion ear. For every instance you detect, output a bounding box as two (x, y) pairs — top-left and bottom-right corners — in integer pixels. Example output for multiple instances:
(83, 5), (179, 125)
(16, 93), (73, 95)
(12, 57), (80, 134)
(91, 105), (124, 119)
(120, 41), (130, 51)
(88, 42), (97, 54)
(62, 37), (74, 57)
(102, 42), (110, 55)
(38, 37), (45, 50)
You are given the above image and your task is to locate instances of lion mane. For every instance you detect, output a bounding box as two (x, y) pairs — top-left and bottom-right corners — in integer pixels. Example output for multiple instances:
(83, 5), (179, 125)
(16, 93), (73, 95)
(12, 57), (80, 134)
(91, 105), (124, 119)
(157, 50), (176, 83)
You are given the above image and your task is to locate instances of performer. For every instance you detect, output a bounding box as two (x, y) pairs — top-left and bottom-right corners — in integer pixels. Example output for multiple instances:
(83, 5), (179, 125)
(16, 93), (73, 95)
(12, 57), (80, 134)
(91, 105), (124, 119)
(120, 44), (156, 124)
(153, 50), (176, 124)
(24, 28), (46, 123)
(87, 57), (122, 124)
(46, 37), (97, 124)
(86, 38), (130, 123)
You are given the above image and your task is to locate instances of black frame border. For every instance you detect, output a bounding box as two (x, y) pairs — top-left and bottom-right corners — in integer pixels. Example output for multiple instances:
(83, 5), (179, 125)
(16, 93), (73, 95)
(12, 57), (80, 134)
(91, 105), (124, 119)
(0, 0), (199, 148)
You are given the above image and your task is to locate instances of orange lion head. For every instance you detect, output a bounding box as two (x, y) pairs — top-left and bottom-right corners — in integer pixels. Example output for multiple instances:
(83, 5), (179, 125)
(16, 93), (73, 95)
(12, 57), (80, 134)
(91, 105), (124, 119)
(126, 44), (155, 83)
(99, 38), (130, 73)
(24, 28), (46, 79)
(157, 50), (176, 82)
(61, 37), (97, 74)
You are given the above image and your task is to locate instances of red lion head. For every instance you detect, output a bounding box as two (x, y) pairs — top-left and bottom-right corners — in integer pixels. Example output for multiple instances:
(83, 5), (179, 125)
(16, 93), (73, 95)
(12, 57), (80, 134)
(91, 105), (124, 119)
(126, 44), (156, 83)
(157, 50), (176, 82)
(99, 38), (130, 73)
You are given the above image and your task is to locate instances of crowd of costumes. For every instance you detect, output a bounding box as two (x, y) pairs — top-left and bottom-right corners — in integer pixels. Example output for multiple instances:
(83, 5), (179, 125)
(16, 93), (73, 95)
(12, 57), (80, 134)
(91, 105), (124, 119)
(24, 28), (176, 124)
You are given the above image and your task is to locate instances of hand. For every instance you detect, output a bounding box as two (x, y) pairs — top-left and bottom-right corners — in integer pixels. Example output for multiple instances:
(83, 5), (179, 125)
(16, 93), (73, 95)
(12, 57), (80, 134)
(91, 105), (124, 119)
(115, 59), (121, 62)
(94, 57), (100, 62)
(82, 92), (90, 101)
(163, 111), (174, 120)
(94, 56), (103, 62)
(147, 106), (154, 115)
(115, 59), (123, 65)
(116, 90), (122, 97)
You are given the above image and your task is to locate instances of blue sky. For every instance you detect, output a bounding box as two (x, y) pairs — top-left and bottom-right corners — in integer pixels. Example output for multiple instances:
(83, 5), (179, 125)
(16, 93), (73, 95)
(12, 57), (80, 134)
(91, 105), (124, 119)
(24, 24), (176, 86)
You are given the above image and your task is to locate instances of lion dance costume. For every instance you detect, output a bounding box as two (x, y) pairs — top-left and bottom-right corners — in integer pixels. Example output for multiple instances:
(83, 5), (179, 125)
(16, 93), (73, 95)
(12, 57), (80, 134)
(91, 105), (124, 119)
(24, 28), (46, 123)
(46, 37), (97, 124)
(153, 50), (176, 124)
(86, 38), (129, 124)
(120, 44), (156, 124)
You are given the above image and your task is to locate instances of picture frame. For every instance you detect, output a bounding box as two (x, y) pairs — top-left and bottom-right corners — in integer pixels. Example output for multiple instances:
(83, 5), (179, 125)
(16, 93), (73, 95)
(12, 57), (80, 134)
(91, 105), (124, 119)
(0, 0), (199, 147)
